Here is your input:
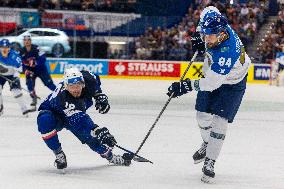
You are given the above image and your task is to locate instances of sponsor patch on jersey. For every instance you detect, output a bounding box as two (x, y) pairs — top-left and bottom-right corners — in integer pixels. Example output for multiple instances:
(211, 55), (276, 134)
(220, 46), (229, 52)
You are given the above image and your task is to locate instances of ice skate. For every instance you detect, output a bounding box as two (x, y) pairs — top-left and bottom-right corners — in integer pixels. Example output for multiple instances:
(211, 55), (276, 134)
(22, 106), (37, 117)
(30, 96), (37, 108)
(193, 142), (207, 164)
(54, 151), (67, 169)
(107, 153), (125, 166)
(201, 157), (215, 183)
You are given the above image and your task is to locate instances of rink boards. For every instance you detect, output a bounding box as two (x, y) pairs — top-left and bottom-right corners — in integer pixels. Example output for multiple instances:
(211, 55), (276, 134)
(41, 58), (270, 84)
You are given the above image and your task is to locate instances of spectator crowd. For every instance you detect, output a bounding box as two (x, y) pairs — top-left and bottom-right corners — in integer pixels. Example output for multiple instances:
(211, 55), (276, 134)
(125, 0), (269, 61)
(2, 0), (282, 63)
(256, 3), (284, 63)
(0, 0), (136, 13)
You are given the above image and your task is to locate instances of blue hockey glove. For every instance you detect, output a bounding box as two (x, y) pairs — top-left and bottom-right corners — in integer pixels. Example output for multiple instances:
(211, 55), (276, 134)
(93, 127), (117, 148)
(191, 32), (205, 55)
(95, 93), (110, 114)
(167, 78), (192, 98)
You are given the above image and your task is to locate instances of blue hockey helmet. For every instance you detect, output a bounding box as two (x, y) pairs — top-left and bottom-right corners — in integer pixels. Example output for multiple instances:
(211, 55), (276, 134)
(0, 39), (11, 48)
(200, 11), (228, 35)
(64, 67), (84, 86)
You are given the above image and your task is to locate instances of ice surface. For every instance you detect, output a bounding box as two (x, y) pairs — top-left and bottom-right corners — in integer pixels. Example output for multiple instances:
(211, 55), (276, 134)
(0, 78), (284, 189)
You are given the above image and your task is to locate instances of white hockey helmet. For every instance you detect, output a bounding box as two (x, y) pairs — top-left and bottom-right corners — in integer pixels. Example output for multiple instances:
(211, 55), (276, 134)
(63, 67), (84, 86)
(23, 34), (32, 41)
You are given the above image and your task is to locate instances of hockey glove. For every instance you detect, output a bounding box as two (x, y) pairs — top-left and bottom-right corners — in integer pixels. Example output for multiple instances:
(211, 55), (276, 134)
(167, 78), (192, 98)
(10, 77), (21, 89)
(191, 32), (205, 55)
(0, 64), (8, 74)
(122, 153), (133, 166)
(93, 127), (117, 148)
(95, 93), (110, 114)
(25, 70), (34, 78)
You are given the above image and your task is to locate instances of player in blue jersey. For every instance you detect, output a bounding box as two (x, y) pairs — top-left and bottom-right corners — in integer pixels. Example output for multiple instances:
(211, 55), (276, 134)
(0, 39), (35, 116)
(20, 35), (56, 108)
(37, 67), (131, 169)
(167, 7), (251, 183)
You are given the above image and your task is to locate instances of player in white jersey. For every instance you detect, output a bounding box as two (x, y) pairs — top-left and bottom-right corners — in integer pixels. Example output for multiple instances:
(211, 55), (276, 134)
(167, 7), (251, 183)
(0, 39), (35, 116)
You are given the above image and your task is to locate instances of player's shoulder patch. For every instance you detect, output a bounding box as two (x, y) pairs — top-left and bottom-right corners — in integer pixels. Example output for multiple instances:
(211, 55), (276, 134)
(220, 46), (230, 52)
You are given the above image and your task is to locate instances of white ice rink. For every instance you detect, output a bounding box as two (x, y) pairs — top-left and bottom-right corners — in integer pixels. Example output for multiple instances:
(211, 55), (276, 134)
(0, 78), (284, 189)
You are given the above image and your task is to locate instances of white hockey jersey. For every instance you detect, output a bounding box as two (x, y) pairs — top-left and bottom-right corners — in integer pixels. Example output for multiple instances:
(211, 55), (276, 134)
(191, 25), (251, 92)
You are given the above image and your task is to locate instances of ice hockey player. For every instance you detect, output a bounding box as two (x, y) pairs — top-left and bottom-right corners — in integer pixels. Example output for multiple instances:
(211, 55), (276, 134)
(20, 35), (56, 108)
(0, 39), (35, 116)
(167, 7), (251, 183)
(37, 67), (131, 169)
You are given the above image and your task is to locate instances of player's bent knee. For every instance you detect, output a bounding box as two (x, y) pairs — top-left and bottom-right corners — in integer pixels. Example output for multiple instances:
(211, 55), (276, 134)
(37, 110), (57, 134)
(210, 115), (228, 138)
(197, 111), (213, 130)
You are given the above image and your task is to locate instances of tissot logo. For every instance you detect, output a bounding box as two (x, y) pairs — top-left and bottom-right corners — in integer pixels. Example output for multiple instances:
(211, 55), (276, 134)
(49, 62), (58, 72)
(114, 62), (126, 75)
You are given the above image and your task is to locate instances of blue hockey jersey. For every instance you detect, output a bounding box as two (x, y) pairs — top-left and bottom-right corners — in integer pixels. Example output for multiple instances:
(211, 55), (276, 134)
(39, 70), (103, 127)
(0, 49), (22, 76)
(20, 44), (46, 72)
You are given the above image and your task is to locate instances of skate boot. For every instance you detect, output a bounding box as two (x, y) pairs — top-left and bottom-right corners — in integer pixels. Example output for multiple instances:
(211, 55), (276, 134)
(54, 151), (67, 169)
(0, 104), (3, 116)
(101, 148), (131, 166)
(22, 106), (37, 116)
(30, 96), (37, 107)
(22, 109), (29, 117)
(108, 154), (132, 166)
(193, 142), (207, 164)
(201, 157), (215, 183)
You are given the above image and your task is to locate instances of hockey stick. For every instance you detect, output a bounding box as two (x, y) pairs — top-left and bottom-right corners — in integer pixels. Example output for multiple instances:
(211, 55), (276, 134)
(0, 74), (41, 99)
(133, 51), (199, 157)
(115, 144), (153, 164)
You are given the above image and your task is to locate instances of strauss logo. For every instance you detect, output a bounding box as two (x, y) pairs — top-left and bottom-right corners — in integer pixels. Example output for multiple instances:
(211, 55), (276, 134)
(114, 62), (126, 75)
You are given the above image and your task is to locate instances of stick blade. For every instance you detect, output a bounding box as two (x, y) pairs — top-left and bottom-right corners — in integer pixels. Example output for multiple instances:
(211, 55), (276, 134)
(133, 156), (153, 164)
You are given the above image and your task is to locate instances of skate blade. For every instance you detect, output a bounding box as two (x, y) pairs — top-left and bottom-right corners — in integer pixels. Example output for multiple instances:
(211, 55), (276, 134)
(133, 156), (153, 164)
(201, 175), (214, 184)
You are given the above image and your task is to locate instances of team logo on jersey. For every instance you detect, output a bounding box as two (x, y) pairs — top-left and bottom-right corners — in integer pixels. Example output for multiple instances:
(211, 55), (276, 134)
(64, 102), (81, 117)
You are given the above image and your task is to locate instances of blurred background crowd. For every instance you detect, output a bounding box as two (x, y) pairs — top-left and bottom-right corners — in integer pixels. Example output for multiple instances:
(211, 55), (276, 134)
(0, 0), (283, 64)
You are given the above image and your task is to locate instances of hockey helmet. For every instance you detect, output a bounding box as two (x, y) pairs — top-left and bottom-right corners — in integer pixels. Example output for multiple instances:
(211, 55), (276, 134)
(23, 34), (32, 41)
(200, 11), (228, 35)
(0, 39), (11, 48)
(64, 67), (84, 86)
